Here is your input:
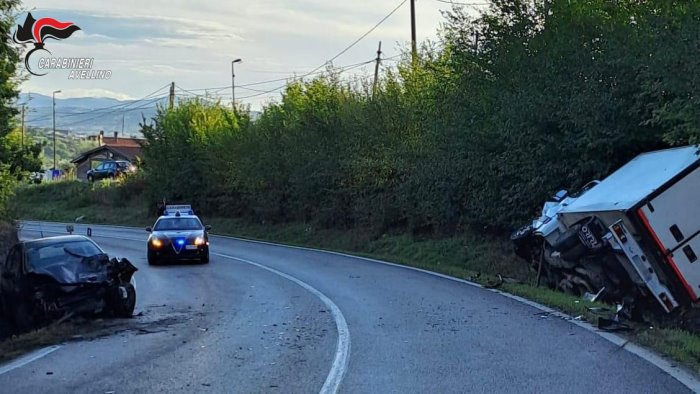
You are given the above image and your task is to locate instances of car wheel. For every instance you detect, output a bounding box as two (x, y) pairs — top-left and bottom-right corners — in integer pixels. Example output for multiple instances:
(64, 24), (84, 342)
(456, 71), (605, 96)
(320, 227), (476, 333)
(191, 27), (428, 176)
(108, 173), (115, 180)
(13, 300), (35, 334)
(147, 252), (158, 265)
(110, 283), (136, 318)
(87, 174), (94, 182)
(201, 252), (209, 264)
(0, 297), (13, 339)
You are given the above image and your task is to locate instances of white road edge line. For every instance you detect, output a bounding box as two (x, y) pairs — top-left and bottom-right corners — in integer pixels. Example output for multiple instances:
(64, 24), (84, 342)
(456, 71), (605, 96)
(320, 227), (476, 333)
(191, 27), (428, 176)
(0, 345), (61, 376)
(212, 252), (351, 394)
(19, 225), (352, 393)
(19, 221), (700, 391)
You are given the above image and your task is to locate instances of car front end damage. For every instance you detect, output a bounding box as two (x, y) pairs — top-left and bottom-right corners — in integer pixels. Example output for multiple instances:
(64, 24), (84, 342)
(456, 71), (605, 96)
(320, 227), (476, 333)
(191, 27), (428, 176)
(10, 255), (138, 333)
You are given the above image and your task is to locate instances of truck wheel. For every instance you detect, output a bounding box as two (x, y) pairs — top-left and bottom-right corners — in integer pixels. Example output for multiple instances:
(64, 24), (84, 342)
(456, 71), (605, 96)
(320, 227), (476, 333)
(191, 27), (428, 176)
(551, 225), (582, 253)
(561, 242), (588, 262)
(511, 224), (535, 261)
(510, 224), (533, 242)
(110, 283), (136, 318)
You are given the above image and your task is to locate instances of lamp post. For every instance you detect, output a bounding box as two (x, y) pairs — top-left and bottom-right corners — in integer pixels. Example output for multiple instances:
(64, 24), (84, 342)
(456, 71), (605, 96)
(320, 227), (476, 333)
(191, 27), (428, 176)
(231, 58), (242, 111)
(52, 90), (61, 171)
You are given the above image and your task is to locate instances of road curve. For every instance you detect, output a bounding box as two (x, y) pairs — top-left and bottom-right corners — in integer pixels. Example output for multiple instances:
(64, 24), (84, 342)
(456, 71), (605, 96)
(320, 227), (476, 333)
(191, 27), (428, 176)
(0, 221), (694, 394)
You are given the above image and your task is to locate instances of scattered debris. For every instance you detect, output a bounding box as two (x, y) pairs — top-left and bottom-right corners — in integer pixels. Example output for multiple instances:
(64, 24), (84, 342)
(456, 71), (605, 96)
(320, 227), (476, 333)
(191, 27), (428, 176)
(598, 317), (632, 332)
(583, 287), (606, 303)
(484, 275), (504, 289)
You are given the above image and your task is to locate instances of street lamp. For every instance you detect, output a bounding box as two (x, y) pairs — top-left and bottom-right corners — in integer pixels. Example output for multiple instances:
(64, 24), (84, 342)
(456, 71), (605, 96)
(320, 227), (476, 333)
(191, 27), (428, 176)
(231, 58), (242, 111)
(52, 90), (61, 172)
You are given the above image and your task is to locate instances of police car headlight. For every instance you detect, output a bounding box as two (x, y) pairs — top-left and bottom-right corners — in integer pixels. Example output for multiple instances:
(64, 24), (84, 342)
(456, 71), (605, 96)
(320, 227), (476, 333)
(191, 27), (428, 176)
(194, 236), (206, 246)
(151, 238), (163, 248)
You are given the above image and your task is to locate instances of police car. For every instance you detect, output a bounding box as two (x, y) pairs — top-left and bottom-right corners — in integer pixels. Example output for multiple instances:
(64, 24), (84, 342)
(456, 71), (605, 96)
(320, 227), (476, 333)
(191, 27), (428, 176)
(146, 205), (210, 265)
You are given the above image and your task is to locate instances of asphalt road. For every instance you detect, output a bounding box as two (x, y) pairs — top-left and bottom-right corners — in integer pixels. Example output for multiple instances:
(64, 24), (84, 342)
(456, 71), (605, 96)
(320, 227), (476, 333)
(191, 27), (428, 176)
(0, 221), (694, 393)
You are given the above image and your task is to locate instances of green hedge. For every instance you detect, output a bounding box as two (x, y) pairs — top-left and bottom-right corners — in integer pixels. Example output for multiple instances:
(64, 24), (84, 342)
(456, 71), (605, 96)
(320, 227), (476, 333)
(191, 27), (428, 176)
(140, 1), (700, 237)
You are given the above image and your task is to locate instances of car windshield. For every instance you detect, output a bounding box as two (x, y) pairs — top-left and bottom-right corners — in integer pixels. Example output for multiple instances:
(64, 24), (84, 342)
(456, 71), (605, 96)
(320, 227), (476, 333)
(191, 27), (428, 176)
(154, 217), (202, 231)
(26, 240), (103, 271)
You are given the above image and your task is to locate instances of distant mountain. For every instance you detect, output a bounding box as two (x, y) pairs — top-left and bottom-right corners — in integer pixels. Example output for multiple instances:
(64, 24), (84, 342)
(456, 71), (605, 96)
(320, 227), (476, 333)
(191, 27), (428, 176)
(17, 93), (167, 137)
(17, 93), (262, 137)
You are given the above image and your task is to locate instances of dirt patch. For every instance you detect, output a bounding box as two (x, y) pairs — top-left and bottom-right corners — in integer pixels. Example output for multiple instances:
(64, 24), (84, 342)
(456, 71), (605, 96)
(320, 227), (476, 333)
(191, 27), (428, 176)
(0, 307), (196, 364)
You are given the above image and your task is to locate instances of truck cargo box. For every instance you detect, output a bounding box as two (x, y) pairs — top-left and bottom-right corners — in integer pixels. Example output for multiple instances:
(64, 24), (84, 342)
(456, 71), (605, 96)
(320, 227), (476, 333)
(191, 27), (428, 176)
(559, 145), (700, 305)
(559, 145), (700, 221)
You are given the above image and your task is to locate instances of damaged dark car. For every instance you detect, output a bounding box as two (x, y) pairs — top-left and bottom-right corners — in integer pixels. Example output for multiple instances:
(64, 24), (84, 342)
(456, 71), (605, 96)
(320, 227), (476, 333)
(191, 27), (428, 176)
(0, 236), (137, 336)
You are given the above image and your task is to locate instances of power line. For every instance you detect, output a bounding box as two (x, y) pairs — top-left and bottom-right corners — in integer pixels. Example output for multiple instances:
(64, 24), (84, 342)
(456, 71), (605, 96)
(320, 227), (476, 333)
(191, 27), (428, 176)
(435, 0), (491, 5)
(59, 96), (167, 128)
(24, 83), (172, 123)
(237, 0), (408, 102)
(177, 58), (377, 102)
(236, 59), (376, 100)
(324, 0), (409, 67)
(178, 58), (384, 96)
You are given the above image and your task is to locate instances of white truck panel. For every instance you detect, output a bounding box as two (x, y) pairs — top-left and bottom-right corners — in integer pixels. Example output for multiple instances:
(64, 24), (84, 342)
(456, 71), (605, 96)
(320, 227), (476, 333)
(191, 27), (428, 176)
(667, 234), (700, 301)
(639, 166), (700, 252)
(561, 145), (699, 214)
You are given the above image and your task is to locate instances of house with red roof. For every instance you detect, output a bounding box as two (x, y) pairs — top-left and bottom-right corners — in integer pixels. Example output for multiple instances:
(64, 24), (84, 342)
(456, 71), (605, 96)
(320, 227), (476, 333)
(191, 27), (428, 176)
(71, 131), (144, 180)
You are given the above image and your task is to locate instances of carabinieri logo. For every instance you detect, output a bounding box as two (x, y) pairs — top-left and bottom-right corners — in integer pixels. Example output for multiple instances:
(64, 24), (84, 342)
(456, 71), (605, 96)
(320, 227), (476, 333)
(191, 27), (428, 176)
(13, 12), (81, 76)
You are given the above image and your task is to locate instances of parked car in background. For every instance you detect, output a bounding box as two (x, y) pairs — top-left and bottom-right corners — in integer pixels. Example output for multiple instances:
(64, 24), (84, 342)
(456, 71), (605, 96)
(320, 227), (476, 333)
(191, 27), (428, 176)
(86, 160), (135, 182)
(29, 171), (44, 184)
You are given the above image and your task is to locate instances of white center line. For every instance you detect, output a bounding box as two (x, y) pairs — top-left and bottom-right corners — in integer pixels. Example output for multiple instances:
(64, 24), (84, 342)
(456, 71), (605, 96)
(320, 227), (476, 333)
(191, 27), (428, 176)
(212, 252), (351, 394)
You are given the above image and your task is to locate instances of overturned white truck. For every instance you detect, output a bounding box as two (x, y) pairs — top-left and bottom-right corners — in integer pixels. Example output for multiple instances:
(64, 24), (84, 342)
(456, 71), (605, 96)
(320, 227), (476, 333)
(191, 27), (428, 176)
(513, 145), (700, 316)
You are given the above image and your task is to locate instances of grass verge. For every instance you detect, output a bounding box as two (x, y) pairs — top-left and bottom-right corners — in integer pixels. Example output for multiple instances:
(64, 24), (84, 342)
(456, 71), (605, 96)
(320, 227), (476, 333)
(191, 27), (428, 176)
(8, 181), (700, 374)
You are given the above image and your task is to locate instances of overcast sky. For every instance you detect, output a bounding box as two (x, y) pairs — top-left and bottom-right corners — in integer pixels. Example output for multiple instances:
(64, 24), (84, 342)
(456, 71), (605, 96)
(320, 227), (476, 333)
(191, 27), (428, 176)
(18, 0), (485, 110)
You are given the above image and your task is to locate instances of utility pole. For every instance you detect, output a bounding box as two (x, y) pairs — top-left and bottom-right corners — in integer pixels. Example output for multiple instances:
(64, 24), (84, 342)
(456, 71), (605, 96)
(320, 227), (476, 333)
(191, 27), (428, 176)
(20, 105), (25, 149)
(20, 92), (33, 149)
(231, 58), (242, 111)
(52, 90), (61, 171)
(121, 113), (125, 135)
(410, 0), (417, 64)
(169, 82), (175, 109)
(373, 41), (382, 97)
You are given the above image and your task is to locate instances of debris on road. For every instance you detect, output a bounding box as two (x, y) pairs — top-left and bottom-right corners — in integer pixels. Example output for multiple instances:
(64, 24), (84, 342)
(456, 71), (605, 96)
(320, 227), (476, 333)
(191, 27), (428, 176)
(582, 287), (606, 303)
(598, 318), (632, 332)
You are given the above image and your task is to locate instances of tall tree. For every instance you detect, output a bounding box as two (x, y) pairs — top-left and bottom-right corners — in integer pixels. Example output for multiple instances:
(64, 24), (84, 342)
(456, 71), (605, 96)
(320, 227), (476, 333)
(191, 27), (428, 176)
(0, 1), (41, 215)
